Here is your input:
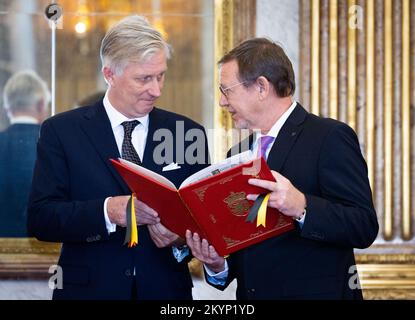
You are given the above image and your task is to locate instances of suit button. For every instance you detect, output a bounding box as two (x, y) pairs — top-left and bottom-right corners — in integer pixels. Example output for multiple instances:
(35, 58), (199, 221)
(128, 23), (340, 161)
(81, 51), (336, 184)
(95, 235), (101, 241)
(125, 269), (132, 277)
(248, 288), (255, 293)
(86, 237), (92, 242)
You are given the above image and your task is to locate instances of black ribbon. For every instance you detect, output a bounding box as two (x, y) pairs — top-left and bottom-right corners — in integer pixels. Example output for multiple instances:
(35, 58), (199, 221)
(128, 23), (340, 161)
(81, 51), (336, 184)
(246, 193), (267, 223)
(123, 195), (133, 246)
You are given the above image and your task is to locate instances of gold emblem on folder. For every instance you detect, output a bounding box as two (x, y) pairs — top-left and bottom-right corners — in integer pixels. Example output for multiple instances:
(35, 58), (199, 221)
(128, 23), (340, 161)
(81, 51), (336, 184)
(223, 192), (250, 216)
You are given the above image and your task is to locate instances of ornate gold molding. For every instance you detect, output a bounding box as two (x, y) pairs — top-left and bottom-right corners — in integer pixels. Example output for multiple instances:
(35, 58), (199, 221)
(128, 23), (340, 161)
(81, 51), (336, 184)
(359, 264), (415, 300)
(329, 0), (338, 119)
(347, 0), (357, 130)
(357, 253), (415, 299)
(300, 0), (415, 300)
(383, 0), (393, 240)
(0, 238), (60, 254)
(363, 289), (415, 300)
(366, 0), (375, 192)
(0, 238), (60, 278)
(311, 0), (320, 115)
(358, 264), (415, 287)
(301, 0), (414, 243)
(213, 0), (256, 161)
(214, 0), (234, 162)
(357, 254), (415, 264)
(401, 0), (411, 240)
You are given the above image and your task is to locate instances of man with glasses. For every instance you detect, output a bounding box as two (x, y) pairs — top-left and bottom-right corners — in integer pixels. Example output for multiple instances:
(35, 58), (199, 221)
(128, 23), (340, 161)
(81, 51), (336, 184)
(186, 38), (378, 299)
(219, 81), (246, 97)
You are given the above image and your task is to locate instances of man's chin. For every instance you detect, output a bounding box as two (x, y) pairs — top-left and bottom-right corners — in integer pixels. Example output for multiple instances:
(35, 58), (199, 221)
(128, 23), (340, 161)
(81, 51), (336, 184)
(125, 105), (154, 118)
(139, 103), (154, 113)
(233, 119), (249, 130)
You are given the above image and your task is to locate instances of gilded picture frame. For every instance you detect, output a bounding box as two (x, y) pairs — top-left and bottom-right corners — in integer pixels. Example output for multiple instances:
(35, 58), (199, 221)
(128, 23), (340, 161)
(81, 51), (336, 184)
(0, 238), (60, 279)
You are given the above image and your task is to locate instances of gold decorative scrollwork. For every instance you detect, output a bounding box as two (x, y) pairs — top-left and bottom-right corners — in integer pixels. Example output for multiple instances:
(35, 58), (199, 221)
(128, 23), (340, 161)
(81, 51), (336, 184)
(223, 191), (250, 216)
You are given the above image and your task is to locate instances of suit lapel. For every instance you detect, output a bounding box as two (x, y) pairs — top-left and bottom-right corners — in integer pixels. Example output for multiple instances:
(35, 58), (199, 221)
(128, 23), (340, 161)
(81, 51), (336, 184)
(267, 104), (308, 171)
(79, 101), (129, 193)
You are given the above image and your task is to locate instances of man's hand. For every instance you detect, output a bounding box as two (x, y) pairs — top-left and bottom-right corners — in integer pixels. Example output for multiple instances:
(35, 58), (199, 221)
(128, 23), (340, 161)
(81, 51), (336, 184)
(185, 230), (225, 273)
(247, 170), (306, 219)
(148, 222), (184, 248)
(134, 198), (160, 225)
(107, 196), (160, 227)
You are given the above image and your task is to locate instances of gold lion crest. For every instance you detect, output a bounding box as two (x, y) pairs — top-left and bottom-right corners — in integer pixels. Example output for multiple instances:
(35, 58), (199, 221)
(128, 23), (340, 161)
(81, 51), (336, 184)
(223, 192), (250, 216)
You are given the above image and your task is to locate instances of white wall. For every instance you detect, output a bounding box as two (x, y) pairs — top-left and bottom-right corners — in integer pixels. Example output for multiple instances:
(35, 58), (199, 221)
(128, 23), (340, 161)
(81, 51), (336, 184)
(0, 280), (52, 300)
(256, 0), (300, 100)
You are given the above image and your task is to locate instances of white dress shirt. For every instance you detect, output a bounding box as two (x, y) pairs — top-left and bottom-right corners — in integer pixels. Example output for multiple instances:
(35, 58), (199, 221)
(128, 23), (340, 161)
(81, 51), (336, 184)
(102, 92), (150, 233)
(251, 101), (297, 159)
(101, 94), (188, 265)
(9, 115), (39, 125)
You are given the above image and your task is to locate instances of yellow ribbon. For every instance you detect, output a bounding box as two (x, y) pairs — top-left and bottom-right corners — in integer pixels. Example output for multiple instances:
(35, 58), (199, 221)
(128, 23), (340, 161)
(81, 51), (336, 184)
(256, 193), (270, 227)
(128, 194), (138, 247)
(123, 194), (138, 247)
(246, 192), (271, 228)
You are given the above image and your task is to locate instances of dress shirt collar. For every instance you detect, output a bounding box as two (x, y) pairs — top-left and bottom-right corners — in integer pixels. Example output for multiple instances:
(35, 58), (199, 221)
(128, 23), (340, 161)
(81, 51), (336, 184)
(9, 115), (39, 125)
(255, 100), (297, 141)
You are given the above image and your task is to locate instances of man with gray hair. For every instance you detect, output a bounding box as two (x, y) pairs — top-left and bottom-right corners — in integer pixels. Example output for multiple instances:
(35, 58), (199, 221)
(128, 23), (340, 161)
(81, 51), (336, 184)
(0, 70), (49, 237)
(28, 15), (209, 299)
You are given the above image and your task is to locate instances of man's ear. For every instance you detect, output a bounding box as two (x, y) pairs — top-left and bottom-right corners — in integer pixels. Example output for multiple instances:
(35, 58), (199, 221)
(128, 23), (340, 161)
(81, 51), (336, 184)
(103, 66), (115, 86)
(256, 76), (269, 99)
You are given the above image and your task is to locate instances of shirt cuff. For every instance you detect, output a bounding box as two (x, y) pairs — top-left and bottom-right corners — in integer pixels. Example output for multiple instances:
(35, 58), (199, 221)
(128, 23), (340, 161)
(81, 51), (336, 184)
(204, 260), (229, 278)
(204, 260), (228, 286)
(104, 197), (117, 234)
(172, 245), (190, 263)
(296, 209), (306, 228)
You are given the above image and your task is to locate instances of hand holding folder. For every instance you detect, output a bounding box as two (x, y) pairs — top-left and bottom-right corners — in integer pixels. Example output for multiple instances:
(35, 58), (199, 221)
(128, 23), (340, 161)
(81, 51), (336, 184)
(111, 153), (294, 255)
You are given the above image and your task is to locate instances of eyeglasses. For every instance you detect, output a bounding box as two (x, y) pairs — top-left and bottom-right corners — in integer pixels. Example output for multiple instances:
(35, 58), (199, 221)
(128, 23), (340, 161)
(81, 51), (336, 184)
(219, 81), (246, 98)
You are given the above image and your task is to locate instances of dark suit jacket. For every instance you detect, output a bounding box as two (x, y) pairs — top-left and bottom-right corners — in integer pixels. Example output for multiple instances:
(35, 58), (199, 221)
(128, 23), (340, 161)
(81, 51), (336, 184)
(217, 104), (378, 300)
(0, 123), (40, 237)
(27, 101), (209, 300)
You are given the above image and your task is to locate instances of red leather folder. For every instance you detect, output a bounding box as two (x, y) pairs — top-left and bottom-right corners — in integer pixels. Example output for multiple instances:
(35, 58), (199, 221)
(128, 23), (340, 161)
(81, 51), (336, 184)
(111, 157), (294, 256)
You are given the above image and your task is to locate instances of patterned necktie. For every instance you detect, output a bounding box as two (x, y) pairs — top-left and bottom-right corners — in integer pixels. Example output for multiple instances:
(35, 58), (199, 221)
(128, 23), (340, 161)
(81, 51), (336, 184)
(121, 120), (142, 165)
(257, 135), (274, 160)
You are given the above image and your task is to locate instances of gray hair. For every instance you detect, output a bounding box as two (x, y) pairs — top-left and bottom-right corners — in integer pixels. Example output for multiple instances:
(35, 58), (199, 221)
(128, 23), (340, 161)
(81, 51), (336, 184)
(100, 15), (171, 74)
(3, 70), (50, 113)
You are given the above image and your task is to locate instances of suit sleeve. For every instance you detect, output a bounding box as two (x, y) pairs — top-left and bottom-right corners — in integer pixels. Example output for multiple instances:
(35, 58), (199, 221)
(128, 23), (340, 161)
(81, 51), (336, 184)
(300, 122), (379, 248)
(27, 120), (109, 243)
(203, 258), (236, 291)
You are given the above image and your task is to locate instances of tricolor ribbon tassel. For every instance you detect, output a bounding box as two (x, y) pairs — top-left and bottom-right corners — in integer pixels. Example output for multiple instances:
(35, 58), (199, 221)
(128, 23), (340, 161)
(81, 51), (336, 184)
(246, 193), (271, 227)
(124, 194), (138, 247)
